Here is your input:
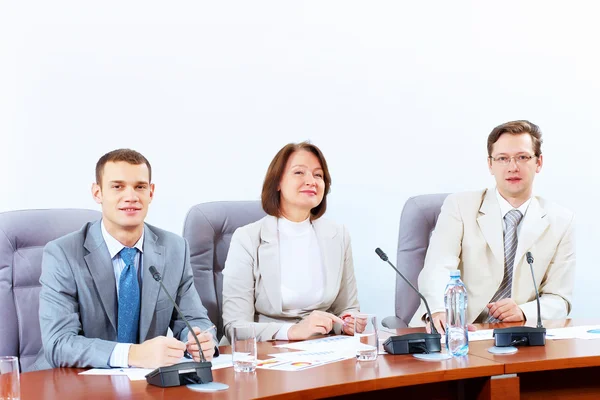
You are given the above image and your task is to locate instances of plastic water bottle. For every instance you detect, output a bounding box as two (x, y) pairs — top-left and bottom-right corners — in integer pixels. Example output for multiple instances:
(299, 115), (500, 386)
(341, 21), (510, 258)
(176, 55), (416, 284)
(444, 270), (469, 356)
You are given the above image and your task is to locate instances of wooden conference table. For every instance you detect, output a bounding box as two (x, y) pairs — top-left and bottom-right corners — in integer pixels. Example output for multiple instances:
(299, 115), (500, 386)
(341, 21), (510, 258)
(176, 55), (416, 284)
(19, 319), (600, 399)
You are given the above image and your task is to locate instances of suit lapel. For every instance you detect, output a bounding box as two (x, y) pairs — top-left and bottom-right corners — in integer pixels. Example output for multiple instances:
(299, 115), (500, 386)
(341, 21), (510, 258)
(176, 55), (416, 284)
(514, 197), (549, 267)
(477, 189), (505, 276)
(313, 218), (340, 307)
(84, 221), (118, 333)
(139, 225), (165, 342)
(258, 216), (282, 313)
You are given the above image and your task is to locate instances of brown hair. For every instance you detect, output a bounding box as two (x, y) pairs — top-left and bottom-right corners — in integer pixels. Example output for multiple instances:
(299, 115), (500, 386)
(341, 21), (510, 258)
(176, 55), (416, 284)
(487, 120), (543, 157)
(261, 142), (332, 220)
(95, 149), (152, 185)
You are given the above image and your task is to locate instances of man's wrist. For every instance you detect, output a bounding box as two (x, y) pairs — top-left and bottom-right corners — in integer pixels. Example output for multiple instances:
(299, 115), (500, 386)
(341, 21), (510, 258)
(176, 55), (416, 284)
(128, 344), (139, 367)
(109, 343), (133, 368)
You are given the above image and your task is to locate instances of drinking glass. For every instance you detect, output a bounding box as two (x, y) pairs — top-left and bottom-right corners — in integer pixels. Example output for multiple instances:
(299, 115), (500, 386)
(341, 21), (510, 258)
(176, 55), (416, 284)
(354, 314), (378, 361)
(232, 326), (257, 372)
(0, 356), (20, 400)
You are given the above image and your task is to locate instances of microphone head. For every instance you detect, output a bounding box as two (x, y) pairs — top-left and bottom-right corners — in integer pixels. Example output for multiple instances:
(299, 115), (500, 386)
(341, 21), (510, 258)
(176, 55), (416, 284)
(375, 248), (388, 262)
(149, 266), (161, 282)
(526, 252), (534, 264)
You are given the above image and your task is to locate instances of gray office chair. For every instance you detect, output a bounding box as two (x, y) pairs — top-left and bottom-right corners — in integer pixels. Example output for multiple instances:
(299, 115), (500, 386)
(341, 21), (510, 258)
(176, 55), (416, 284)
(183, 201), (266, 341)
(0, 208), (101, 370)
(381, 194), (449, 329)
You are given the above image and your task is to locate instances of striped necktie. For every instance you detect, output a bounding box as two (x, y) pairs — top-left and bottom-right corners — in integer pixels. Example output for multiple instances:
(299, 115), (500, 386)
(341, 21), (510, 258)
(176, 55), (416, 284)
(486, 209), (523, 323)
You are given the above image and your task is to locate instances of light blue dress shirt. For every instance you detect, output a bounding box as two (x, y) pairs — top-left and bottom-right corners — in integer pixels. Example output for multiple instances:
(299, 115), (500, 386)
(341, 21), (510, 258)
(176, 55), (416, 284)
(101, 220), (144, 368)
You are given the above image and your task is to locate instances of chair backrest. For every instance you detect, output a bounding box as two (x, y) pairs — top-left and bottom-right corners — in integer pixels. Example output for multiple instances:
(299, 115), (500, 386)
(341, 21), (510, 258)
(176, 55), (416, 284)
(394, 193), (449, 327)
(0, 208), (101, 370)
(183, 201), (266, 341)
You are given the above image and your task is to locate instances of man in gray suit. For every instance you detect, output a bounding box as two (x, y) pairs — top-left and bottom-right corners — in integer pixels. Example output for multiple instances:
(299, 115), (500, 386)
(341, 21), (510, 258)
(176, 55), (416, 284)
(31, 149), (216, 371)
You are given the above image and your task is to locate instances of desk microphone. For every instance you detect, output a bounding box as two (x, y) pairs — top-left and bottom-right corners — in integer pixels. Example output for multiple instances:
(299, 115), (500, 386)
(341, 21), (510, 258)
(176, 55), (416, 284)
(493, 252), (546, 347)
(145, 266), (214, 387)
(375, 248), (441, 354)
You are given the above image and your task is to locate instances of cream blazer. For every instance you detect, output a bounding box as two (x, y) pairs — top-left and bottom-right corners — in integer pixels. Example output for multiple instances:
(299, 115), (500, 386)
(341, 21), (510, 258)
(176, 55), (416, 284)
(410, 189), (575, 326)
(221, 215), (360, 343)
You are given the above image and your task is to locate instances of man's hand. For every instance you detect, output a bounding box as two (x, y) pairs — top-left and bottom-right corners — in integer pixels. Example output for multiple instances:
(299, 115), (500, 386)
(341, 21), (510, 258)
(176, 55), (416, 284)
(186, 327), (216, 361)
(128, 336), (186, 368)
(426, 312), (477, 334)
(426, 312), (447, 334)
(487, 298), (525, 322)
(288, 310), (345, 340)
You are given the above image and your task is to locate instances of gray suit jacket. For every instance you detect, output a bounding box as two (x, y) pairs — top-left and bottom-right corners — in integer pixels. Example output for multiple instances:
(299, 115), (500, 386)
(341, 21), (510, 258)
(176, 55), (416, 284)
(222, 216), (360, 343)
(30, 220), (214, 371)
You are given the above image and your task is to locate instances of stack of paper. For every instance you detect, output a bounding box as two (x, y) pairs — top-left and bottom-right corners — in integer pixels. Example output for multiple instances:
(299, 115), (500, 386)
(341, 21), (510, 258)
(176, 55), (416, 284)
(256, 349), (354, 371)
(256, 336), (375, 371)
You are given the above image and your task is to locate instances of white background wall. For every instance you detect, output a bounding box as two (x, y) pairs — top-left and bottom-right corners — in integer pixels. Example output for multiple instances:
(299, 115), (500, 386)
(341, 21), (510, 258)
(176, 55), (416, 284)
(1, 1), (598, 324)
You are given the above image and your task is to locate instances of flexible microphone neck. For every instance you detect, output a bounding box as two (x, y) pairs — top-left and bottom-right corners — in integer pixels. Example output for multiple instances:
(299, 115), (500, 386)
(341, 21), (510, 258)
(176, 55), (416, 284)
(526, 252), (543, 329)
(149, 266), (207, 362)
(375, 248), (438, 335)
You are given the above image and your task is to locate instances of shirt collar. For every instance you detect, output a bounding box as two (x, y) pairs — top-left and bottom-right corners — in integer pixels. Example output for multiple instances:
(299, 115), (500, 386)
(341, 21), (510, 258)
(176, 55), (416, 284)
(495, 188), (532, 219)
(278, 216), (312, 236)
(101, 219), (144, 259)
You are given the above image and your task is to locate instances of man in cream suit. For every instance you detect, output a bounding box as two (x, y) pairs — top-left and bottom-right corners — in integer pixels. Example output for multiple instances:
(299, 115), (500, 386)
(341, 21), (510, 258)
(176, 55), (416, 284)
(31, 149), (216, 371)
(410, 120), (575, 332)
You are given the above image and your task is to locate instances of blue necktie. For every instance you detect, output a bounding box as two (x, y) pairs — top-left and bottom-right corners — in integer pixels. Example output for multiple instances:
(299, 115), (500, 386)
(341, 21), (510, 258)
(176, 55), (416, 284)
(118, 247), (140, 343)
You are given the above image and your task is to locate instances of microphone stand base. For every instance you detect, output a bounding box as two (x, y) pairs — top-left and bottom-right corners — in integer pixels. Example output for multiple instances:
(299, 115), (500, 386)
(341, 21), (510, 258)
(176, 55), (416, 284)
(146, 361), (214, 387)
(383, 333), (442, 355)
(493, 326), (546, 347)
(187, 382), (229, 392)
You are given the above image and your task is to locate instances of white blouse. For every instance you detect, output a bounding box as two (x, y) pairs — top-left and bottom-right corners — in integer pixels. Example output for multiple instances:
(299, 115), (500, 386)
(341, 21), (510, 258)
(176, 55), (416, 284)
(275, 217), (325, 339)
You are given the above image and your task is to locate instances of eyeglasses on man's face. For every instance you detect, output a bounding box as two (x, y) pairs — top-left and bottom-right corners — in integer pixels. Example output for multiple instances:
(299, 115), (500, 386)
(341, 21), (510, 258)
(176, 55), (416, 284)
(488, 154), (537, 165)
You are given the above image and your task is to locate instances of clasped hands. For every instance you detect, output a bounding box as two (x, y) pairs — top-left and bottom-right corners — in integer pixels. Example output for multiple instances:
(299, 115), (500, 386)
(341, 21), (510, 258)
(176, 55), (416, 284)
(426, 298), (524, 334)
(128, 327), (215, 368)
(287, 310), (365, 340)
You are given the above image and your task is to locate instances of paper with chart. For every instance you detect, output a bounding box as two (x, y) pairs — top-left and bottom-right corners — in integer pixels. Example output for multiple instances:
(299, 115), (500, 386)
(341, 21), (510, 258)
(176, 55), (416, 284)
(545, 325), (600, 340)
(268, 349), (351, 362)
(264, 335), (379, 370)
(255, 349), (354, 371)
(275, 335), (358, 351)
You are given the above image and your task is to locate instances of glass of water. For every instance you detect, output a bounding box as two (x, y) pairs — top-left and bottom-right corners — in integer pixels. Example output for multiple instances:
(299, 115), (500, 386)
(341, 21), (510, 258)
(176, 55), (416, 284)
(0, 356), (20, 400)
(232, 325), (257, 372)
(354, 314), (378, 361)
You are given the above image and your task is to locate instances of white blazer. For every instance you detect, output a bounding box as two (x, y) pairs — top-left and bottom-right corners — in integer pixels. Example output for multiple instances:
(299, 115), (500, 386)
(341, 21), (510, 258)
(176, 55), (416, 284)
(410, 189), (575, 326)
(221, 215), (360, 343)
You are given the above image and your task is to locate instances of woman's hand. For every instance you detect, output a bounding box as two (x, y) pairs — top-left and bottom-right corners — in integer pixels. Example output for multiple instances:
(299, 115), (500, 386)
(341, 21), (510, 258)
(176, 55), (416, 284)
(287, 310), (345, 340)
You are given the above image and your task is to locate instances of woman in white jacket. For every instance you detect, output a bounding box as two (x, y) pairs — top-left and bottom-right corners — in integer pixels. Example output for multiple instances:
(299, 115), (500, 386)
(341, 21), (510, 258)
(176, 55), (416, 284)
(221, 141), (360, 343)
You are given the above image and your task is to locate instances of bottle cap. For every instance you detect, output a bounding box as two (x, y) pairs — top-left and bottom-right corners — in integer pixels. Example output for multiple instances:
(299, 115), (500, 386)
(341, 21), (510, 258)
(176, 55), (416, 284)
(449, 270), (461, 278)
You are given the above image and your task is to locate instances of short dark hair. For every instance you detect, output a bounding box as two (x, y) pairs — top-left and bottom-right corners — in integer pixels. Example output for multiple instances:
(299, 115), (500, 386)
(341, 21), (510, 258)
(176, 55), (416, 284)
(487, 120), (543, 157)
(95, 149), (152, 185)
(261, 142), (332, 220)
